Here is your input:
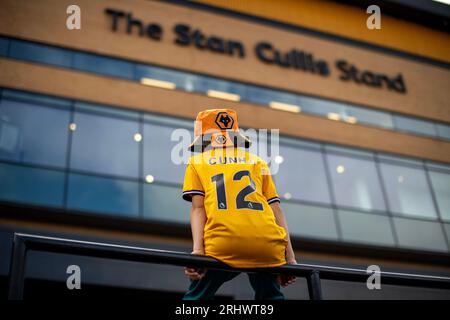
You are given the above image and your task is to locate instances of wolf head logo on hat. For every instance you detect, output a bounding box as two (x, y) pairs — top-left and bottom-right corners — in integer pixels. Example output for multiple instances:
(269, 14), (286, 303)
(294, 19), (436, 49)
(188, 109), (251, 152)
(215, 112), (234, 130)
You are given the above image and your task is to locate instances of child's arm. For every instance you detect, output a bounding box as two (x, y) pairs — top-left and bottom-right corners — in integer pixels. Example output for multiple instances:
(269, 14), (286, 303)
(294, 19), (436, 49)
(271, 202), (297, 287)
(185, 195), (207, 280)
(270, 202), (297, 264)
(190, 195), (207, 254)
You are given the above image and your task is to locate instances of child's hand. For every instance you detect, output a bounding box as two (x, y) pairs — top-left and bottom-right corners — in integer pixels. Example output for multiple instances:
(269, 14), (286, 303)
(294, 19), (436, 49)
(278, 259), (297, 287)
(184, 250), (207, 280)
(278, 274), (296, 287)
(185, 267), (207, 280)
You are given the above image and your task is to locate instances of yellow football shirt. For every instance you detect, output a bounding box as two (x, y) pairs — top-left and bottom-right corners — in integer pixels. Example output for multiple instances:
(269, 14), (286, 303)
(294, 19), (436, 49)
(182, 147), (288, 268)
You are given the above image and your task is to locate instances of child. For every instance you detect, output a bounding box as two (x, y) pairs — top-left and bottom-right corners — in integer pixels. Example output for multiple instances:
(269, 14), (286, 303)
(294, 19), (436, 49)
(182, 109), (297, 300)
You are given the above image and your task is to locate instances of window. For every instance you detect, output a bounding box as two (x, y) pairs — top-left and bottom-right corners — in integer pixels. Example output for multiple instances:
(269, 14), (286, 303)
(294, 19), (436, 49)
(75, 101), (140, 120)
(67, 173), (139, 217)
(428, 170), (450, 221)
(345, 104), (394, 129)
(0, 99), (70, 168)
(393, 115), (437, 138)
(143, 183), (189, 223)
(9, 40), (72, 67)
(393, 217), (448, 252)
(338, 209), (396, 246)
(2, 89), (71, 109)
(143, 123), (187, 185)
(73, 52), (134, 80)
(246, 86), (298, 107)
(298, 96), (344, 118)
(70, 110), (140, 178)
(195, 76), (247, 101)
(0, 162), (64, 207)
(325, 144), (374, 158)
(326, 153), (386, 211)
(0, 37), (9, 56)
(444, 224), (450, 247)
(282, 202), (338, 240)
(436, 123), (450, 140)
(143, 113), (193, 129)
(379, 162), (437, 219)
(378, 153), (423, 167)
(136, 64), (187, 90)
(246, 86), (275, 106)
(275, 144), (331, 204)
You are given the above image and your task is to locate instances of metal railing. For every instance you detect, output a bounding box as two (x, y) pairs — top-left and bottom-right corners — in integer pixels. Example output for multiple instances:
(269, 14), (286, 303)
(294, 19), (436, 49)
(7, 233), (450, 300)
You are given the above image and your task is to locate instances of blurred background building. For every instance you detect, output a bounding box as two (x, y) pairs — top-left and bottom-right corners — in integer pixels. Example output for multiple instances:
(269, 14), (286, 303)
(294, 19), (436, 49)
(0, 0), (450, 299)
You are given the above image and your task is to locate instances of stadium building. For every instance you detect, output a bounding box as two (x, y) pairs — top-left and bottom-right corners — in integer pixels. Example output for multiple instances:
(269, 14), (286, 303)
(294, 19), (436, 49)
(0, 0), (450, 299)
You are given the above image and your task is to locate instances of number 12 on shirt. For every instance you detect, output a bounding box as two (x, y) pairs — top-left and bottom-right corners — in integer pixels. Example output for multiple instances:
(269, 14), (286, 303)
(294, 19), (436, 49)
(211, 170), (263, 211)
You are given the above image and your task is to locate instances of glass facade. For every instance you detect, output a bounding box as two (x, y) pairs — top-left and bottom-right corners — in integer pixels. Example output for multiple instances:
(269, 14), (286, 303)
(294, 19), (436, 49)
(143, 183), (190, 223)
(379, 162), (437, 219)
(393, 218), (448, 252)
(337, 209), (396, 246)
(393, 115), (438, 138)
(2, 36), (450, 142)
(70, 110), (140, 178)
(283, 202), (338, 240)
(428, 170), (450, 221)
(143, 123), (187, 185)
(8, 40), (72, 68)
(73, 52), (134, 80)
(0, 162), (65, 207)
(0, 87), (449, 254)
(67, 173), (140, 218)
(0, 99), (70, 168)
(276, 144), (331, 204)
(0, 37), (9, 56)
(326, 153), (386, 212)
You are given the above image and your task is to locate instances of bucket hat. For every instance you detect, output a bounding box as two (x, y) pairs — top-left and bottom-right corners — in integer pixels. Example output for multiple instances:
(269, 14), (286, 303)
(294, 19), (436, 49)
(188, 109), (251, 152)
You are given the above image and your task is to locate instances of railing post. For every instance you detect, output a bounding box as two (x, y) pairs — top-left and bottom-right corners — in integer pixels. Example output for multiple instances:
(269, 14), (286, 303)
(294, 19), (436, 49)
(8, 235), (27, 300)
(307, 270), (323, 300)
